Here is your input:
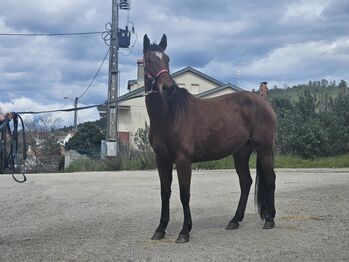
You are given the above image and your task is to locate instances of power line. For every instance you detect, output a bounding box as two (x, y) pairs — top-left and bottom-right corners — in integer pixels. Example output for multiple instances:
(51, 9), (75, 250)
(17, 103), (101, 115)
(16, 93), (145, 115)
(79, 48), (110, 100)
(0, 31), (107, 36)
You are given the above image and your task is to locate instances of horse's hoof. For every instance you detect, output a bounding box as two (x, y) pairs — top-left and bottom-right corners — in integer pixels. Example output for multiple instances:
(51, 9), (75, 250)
(263, 221), (275, 229)
(151, 231), (165, 240)
(226, 221), (239, 230)
(175, 234), (190, 243)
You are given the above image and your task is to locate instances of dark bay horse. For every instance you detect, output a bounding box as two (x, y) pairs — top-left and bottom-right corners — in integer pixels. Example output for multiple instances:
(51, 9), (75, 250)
(143, 34), (276, 243)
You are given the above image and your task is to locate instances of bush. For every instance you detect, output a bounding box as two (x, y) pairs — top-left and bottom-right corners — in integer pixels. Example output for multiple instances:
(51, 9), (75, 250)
(271, 91), (349, 158)
(64, 125), (156, 172)
(65, 122), (104, 155)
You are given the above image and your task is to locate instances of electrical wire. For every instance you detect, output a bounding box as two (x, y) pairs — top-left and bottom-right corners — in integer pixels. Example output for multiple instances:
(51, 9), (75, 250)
(0, 31), (107, 36)
(101, 23), (112, 46)
(78, 48), (110, 100)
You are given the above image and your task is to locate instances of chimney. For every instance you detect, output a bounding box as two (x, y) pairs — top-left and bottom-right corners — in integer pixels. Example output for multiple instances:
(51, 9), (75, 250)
(137, 59), (144, 82)
(259, 81), (268, 98)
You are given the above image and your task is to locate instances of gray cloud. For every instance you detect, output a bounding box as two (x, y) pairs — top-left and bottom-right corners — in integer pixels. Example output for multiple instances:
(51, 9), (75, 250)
(0, 0), (348, 125)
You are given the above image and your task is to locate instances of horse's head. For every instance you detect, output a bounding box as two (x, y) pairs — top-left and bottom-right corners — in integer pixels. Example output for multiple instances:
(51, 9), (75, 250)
(143, 34), (176, 97)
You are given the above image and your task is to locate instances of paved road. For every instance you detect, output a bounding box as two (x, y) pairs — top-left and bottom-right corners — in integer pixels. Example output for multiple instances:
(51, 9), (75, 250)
(0, 169), (348, 262)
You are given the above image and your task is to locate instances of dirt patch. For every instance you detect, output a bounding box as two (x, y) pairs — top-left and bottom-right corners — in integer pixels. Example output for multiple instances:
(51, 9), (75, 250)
(279, 215), (324, 221)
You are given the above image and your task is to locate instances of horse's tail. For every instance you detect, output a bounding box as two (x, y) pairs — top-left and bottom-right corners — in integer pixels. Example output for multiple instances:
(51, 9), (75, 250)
(255, 155), (267, 220)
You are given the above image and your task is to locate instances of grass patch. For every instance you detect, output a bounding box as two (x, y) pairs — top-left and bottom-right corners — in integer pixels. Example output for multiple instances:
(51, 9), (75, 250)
(192, 157), (235, 169)
(65, 154), (349, 172)
(274, 154), (349, 168)
(119, 153), (156, 170)
(64, 152), (156, 172)
(64, 159), (108, 172)
(193, 154), (349, 169)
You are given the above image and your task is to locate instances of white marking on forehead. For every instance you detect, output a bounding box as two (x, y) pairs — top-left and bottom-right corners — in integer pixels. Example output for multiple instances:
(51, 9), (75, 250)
(154, 51), (163, 60)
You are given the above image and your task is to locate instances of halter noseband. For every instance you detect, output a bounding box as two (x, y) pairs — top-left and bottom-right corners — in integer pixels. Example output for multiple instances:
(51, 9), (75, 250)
(144, 68), (169, 95)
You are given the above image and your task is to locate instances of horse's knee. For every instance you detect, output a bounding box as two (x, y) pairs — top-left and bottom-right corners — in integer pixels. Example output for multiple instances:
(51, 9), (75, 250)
(180, 189), (190, 204)
(245, 176), (253, 187)
(161, 191), (171, 200)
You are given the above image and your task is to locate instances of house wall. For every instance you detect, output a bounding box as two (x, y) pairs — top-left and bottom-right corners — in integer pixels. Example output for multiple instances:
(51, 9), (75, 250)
(174, 72), (219, 94)
(118, 96), (148, 142)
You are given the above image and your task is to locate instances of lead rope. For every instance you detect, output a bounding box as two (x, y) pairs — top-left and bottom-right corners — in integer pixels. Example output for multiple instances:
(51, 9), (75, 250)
(0, 113), (27, 183)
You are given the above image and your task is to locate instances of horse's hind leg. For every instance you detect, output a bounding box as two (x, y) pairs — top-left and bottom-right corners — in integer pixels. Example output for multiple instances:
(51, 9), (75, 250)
(151, 155), (173, 240)
(226, 142), (253, 230)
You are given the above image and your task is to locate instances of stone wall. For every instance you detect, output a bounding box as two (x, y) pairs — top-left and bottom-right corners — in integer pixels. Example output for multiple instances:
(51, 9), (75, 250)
(64, 150), (90, 169)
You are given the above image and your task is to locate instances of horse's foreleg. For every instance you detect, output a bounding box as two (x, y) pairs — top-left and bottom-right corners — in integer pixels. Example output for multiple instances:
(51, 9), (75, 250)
(175, 155), (192, 243)
(151, 155), (173, 240)
(227, 144), (253, 230)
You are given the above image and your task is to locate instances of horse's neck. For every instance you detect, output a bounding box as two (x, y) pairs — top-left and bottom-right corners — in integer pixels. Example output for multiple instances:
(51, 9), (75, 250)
(145, 95), (170, 124)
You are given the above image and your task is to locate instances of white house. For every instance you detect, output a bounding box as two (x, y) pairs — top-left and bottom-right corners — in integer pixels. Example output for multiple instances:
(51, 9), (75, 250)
(99, 59), (242, 143)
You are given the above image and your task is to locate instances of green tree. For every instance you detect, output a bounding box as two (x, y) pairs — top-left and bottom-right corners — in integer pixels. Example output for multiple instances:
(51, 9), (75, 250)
(271, 90), (349, 158)
(338, 80), (348, 89)
(271, 97), (293, 154)
(65, 122), (104, 156)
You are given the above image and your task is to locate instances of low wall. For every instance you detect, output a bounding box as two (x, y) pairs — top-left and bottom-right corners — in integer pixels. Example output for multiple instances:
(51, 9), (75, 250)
(64, 150), (90, 169)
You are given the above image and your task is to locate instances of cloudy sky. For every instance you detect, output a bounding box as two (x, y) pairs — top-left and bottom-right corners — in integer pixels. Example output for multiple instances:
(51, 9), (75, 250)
(0, 0), (348, 126)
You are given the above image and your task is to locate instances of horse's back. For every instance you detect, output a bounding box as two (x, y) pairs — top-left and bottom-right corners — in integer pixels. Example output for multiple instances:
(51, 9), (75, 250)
(180, 91), (274, 161)
(197, 91), (275, 125)
(195, 91), (276, 151)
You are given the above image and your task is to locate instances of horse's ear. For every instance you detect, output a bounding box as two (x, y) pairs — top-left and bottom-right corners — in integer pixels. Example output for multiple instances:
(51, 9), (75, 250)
(143, 34), (150, 54)
(159, 34), (167, 51)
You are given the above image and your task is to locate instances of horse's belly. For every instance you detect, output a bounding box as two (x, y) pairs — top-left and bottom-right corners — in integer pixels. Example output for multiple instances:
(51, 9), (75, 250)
(192, 136), (247, 163)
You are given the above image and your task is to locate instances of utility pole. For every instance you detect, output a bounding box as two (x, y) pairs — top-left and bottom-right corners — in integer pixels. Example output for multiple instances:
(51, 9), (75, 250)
(105, 0), (119, 156)
(64, 96), (79, 132)
(73, 97), (78, 132)
(102, 0), (131, 157)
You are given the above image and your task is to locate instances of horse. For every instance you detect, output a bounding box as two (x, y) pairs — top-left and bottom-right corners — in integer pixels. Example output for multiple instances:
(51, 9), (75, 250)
(143, 34), (277, 243)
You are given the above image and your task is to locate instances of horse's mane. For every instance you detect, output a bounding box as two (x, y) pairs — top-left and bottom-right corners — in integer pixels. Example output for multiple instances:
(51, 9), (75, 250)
(167, 85), (194, 115)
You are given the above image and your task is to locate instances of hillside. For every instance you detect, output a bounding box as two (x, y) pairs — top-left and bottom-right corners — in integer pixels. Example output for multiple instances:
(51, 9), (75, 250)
(268, 79), (348, 102)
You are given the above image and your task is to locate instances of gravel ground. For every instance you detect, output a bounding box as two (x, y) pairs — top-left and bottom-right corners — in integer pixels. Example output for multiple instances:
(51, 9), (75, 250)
(0, 169), (348, 262)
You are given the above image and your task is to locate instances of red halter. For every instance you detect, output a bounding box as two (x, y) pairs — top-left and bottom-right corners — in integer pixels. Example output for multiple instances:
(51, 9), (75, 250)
(155, 69), (169, 78)
(144, 67), (169, 90)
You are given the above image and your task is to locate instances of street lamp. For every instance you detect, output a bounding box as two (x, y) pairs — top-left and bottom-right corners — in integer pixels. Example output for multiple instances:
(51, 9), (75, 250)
(64, 96), (79, 132)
